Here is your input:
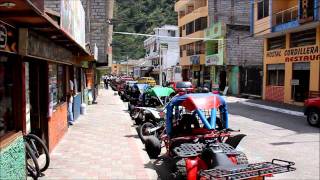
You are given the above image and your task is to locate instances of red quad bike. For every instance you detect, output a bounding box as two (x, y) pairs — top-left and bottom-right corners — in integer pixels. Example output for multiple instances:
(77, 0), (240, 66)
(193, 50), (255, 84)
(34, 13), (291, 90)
(144, 93), (296, 180)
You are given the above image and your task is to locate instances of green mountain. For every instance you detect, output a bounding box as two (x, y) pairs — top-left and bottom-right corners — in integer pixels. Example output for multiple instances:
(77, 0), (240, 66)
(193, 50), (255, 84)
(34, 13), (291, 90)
(112, 0), (177, 62)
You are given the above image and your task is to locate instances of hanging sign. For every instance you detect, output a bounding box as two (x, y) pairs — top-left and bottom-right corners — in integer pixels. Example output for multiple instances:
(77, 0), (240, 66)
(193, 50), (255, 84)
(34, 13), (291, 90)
(0, 23), (17, 53)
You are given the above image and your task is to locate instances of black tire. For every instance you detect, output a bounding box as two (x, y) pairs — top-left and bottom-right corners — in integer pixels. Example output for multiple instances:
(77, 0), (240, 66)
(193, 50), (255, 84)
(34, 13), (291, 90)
(145, 136), (161, 159)
(139, 122), (157, 143)
(307, 108), (320, 127)
(25, 134), (50, 172)
(236, 151), (249, 165)
(25, 143), (40, 179)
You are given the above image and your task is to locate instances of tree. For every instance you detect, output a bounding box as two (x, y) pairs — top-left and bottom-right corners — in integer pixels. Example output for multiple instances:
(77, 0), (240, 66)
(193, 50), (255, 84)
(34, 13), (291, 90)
(113, 0), (177, 62)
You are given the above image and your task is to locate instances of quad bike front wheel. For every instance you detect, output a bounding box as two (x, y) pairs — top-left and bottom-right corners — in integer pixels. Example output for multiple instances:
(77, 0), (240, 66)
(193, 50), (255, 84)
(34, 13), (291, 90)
(145, 136), (161, 159)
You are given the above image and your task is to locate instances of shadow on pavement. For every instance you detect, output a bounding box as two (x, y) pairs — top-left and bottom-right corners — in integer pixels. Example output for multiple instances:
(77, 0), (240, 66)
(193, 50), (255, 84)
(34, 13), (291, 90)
(228, 102), (320, 134)
(144, 155), (177, 180)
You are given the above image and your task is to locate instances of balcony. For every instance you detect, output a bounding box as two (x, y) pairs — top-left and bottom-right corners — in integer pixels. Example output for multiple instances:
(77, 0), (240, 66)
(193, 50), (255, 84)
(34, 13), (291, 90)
(272, 6), (300, 32)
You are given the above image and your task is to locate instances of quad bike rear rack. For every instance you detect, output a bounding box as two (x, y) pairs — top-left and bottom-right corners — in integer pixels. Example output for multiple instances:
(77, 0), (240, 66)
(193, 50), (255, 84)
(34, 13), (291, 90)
(199, 159), (296, 180)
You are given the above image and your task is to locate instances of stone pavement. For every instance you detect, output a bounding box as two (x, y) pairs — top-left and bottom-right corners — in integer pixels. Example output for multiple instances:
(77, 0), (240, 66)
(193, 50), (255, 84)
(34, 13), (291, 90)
(41, 89), (158, 179)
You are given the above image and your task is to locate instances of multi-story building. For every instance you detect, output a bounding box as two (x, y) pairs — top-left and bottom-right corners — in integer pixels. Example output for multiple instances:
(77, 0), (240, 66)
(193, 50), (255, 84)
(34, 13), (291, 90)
(144, 25), (181, 84)
(45, 0), (114, 66)
(205, 0), (263, 96)
(251, 0), (320, 104)
(175, 0), (208, 87)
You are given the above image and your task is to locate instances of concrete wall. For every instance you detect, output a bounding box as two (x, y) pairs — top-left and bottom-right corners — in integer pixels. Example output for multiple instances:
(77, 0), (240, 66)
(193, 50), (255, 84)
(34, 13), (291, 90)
(226, 26), (263, 66)
(0, 132), (26, 180)
(44, 0), (114, 64)
(208, 0), (250, 26)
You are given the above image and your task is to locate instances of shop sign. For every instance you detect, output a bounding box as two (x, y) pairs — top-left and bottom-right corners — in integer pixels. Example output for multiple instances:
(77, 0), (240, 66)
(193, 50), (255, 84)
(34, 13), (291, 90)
(266, 46), (320, 62)
(205, 54), (223, 65)
(0, 23), (17, 53)
(60, 0), (86, 48)
(205, 22), (225, 40)
(190, 55), (200, 65)
(291, 79), (299, 86)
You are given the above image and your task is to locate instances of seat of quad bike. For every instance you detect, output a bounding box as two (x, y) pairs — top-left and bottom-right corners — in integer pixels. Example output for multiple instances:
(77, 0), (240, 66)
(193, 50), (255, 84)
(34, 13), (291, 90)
(172, 114), (200, 136)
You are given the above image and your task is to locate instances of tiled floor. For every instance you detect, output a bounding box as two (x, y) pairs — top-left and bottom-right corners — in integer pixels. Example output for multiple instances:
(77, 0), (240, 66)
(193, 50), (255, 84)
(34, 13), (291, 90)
(42, 89), (158, 179)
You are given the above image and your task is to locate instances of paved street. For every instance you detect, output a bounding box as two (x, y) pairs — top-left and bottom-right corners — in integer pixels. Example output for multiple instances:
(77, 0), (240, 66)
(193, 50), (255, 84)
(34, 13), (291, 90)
(227, 102), (320, 180)
(42, 89), (157, 179)
(42, 89), (319, 180)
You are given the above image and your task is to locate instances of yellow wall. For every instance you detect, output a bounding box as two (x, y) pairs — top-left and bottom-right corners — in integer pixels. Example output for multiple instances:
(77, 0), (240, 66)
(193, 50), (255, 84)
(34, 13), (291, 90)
(253, 1), (271, 36)
(263, 25), (320, 104)
(176, 0), (208, 67)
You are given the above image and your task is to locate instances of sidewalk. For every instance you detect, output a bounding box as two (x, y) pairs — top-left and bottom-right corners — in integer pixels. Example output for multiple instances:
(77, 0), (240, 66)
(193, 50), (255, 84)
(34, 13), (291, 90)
(225, 96), (304, 117)
(42, 89), (157, 179)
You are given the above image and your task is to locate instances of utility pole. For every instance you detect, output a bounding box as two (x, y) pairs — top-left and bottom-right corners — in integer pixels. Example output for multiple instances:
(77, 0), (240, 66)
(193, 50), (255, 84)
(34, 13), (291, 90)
(159, 46), (162, 86)
(126, 56), (129, 75)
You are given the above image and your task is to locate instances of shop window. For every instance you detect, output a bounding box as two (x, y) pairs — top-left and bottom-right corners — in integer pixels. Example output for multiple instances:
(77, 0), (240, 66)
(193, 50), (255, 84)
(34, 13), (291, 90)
(290, 29), (316, 48)
(257, 0), (269, 20)
(267, 64), (285, 86)
(267, 36), (286, 50)
(186, 21), (194, 35)
(49, 64), (66, 107)
(0, 57), (14, 137)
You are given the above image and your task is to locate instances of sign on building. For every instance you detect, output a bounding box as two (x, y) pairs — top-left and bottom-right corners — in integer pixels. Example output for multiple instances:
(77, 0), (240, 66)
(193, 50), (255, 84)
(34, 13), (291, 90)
(60, 0), (86, 48)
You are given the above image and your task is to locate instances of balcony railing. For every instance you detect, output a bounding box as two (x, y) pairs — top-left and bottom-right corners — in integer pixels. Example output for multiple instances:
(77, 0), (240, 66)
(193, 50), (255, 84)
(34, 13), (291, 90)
(273, 6), (298, 26)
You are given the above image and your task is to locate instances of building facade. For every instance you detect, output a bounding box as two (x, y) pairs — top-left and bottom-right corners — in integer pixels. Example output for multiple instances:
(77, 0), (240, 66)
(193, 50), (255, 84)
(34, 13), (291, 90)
(0, 1), (94, 179)
(251, 0), (320, 104)
(144, 25), (181, 84)
(175, 0), (208, 87)
(206, 0), (264, 96)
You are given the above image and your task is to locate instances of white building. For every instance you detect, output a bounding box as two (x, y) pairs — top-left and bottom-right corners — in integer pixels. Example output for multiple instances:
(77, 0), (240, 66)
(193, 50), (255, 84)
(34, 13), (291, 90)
(144, 25), (182, 84)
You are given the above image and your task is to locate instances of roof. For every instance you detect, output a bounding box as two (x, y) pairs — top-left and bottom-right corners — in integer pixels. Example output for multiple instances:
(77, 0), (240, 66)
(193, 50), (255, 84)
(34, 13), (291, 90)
(0, 0), (92, 58)
(168, 93), (223, 111)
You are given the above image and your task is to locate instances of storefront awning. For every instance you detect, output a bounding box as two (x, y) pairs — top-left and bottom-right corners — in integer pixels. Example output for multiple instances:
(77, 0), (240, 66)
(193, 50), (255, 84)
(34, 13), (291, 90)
(0, 0), (92, 57)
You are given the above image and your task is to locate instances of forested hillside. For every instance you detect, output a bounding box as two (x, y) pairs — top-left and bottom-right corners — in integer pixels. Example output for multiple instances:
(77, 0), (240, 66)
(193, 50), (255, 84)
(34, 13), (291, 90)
(112, 0), (177, 61)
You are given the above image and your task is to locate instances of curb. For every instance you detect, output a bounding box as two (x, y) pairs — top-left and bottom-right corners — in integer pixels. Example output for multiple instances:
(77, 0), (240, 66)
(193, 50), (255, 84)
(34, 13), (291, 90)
(238, 101), (305, 117)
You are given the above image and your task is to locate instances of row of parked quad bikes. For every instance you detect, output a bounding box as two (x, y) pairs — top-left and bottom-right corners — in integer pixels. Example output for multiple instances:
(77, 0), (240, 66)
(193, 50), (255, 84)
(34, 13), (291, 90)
(110, 76), (296, 180)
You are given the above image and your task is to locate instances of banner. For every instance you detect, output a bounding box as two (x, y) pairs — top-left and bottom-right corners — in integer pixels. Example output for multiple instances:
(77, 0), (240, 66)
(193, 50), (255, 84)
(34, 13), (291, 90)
(60, 0), (85, 48)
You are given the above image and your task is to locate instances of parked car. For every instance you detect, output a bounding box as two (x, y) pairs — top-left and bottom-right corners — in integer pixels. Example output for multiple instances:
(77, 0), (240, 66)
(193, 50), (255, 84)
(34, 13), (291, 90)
(137, 77), (156, 87)
(170, 81), (194, 93)
(304, 97), (320, 127)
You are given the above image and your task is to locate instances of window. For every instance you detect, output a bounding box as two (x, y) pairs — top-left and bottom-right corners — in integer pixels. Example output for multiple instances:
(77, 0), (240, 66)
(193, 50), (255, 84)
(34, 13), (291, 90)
(180, 46), (183, 57)
(182, 25), (186, 30)
(195, 41), (205, 54)
(49, 63), (66, 107)
(257, 0), (269, 20)
(195, 17), (208, 32)
(186, 21), (194, 35)
(267, 64), (285, 86)
(201, 17), (208, 30)
(168, 30), (176, 37)
(267, 36), (286, 50)
(179, 27), (182, 37)
(186, 43), (194, 56)
(207, 40), (219, 55)
(0, 56), (14, 137)
(290, 29), (316, 48)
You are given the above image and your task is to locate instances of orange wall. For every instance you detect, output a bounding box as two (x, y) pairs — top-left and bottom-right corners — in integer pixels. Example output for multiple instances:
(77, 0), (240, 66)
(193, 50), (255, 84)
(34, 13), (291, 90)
(48, 103), (68, 152)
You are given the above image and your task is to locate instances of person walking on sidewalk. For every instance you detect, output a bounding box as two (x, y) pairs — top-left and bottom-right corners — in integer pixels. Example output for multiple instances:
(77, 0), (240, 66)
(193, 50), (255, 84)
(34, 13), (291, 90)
(104, 75), (109, 89)
(68, 80), (75, 126)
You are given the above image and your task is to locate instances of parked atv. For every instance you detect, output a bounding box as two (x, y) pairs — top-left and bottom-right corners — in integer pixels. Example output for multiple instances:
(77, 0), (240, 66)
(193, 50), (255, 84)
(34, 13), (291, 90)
(130, 86), (175, 125)
(144, 93), (296, 180)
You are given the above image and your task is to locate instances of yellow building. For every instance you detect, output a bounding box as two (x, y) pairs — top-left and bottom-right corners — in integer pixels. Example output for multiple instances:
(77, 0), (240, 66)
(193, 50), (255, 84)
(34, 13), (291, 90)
(252, 0), (320, 105)
(175, 0), (209, 87)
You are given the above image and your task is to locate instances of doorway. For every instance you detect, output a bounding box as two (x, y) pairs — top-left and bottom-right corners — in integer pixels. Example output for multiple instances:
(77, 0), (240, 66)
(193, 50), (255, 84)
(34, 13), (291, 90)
(29, 60), (48, 144)
(292, 62), (310, 102)
(219, 70), (227, 91)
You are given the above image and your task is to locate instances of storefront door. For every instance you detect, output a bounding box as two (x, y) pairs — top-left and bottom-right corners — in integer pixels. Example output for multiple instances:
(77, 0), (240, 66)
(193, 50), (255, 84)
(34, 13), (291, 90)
(292, 62), (310, 102)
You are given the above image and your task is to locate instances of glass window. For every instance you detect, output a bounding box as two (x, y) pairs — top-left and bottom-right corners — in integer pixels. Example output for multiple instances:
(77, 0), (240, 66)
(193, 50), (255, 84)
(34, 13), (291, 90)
(176, 82), (192, 88)
(186, 21), (194, 35)
(258, 0), (269, 20)
(267, 64), (285, 86)
(49, 63), (66, 107)
(267, 36), (286, 50)
(0, 56), (14, 137)
(290, 29), (316, 48)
